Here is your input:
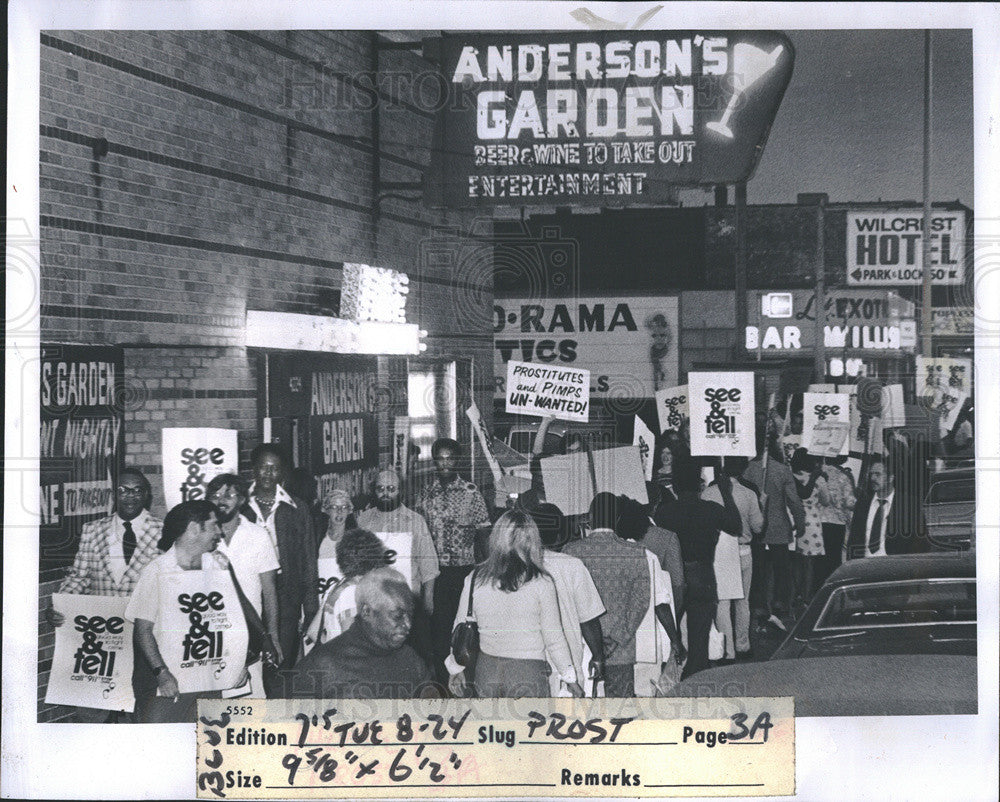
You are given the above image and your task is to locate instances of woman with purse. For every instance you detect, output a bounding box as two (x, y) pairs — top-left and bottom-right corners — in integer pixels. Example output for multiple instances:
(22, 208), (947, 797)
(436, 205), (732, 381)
(447, 510), (584, 698)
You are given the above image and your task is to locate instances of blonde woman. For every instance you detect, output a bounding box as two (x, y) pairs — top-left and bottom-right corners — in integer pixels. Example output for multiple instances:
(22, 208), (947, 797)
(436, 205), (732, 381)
(447, 510), (584, 698)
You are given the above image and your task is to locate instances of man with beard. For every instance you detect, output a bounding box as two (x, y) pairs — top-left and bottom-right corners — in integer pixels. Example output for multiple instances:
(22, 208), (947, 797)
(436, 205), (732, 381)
(206, 474), (282, 695)
(357, 468), (439, 663)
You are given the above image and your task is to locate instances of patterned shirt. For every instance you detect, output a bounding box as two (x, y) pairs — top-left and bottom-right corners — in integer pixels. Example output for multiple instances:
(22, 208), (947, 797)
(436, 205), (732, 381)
(417, 477), (490, 567)
(563, 530), (650, 667)
(59, 510), (162, 596)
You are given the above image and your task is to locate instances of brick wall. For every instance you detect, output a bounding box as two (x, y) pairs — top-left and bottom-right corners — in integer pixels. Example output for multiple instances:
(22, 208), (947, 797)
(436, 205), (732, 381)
(38, 30), (495, 721)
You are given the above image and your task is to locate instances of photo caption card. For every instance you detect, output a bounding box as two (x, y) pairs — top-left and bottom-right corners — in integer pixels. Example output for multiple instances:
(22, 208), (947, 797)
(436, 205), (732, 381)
(197, 696), (793, 798)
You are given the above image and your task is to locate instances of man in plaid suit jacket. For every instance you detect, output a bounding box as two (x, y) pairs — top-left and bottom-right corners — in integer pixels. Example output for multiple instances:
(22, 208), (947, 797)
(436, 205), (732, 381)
(44, 467), (163, 722)
(48, 468), (163, 602)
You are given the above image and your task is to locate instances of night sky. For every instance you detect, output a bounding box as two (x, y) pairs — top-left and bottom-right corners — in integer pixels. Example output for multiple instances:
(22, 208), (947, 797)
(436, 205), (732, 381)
(683, 29), (974, 207)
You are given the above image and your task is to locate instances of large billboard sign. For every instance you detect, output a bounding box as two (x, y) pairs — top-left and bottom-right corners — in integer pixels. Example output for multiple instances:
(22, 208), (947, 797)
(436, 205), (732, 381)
(845, 209), (966, 285)
(493, 295), (679, 399)
(425, 31), (795, 207)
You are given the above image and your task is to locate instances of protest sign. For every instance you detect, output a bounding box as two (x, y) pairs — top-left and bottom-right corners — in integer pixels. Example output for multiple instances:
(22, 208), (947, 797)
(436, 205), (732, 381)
(466, 402), (506, 489)
(44, 594), (135, 712)
(161, 428), (239, 508)
(916, 356), (972, 433)
(633, 416), (656, 481)
(808, 422), (850, 458)
(654, 384), (688, 433)
(317, 558), (342, 607)
(688, 372), (756, 457)
(374, 532), (413, 589)
(881, 384), (906, 428)
(505, 360), (590, 422)
(803, 392), (850, 456)
(156, 569), (248, 694)
(940, 390), (969, 434)
(541, 446), (647, 516)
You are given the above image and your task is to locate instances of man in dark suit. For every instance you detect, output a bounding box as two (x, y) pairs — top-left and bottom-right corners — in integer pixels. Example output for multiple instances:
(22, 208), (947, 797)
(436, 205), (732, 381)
(846, 458), (925, 559)
(243, 444), (318, 680)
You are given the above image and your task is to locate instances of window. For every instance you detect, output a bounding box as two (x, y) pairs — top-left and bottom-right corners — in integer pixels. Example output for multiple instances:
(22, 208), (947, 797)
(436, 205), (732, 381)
(816, 579), (976, 630)
(407, 361), (456, 461)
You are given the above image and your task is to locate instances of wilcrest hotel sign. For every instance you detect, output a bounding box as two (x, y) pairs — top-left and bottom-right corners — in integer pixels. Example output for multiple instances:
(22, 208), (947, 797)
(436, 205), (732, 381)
(424, 31), (794, 207)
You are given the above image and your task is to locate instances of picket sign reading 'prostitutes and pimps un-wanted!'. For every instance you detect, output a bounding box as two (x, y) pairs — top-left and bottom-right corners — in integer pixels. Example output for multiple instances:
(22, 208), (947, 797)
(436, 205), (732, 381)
(688, 372), (755, 457)
(45, 594), (135, 712)
(506, 360), (590, 422)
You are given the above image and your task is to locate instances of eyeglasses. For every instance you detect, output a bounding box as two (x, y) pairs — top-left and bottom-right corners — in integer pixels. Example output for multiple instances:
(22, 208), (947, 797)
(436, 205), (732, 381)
(117, 486), (145, 497)
(375, 485), (399, 492)
(328, 504), (353, 511)
(209, 488), (240, 502)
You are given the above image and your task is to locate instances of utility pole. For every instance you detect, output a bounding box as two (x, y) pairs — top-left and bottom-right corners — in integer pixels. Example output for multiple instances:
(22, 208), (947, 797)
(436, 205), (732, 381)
(735, 181), (748, 356)
(814, 198), (827, 381)
(920, 30), (934, 358)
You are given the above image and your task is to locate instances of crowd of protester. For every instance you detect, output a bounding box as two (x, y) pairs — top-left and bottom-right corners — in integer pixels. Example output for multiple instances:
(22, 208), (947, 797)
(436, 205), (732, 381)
(46, 394), (954, 720)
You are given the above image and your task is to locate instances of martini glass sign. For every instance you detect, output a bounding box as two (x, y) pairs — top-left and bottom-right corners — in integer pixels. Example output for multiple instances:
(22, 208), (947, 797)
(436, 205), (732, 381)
(707, 43), (786, 139)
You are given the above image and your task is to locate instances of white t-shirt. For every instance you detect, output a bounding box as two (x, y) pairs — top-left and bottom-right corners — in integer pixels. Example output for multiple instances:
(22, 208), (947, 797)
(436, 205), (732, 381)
(634, 549), (676, 665)
(216, 515), (280, 616)
(542, 550), (605, 690)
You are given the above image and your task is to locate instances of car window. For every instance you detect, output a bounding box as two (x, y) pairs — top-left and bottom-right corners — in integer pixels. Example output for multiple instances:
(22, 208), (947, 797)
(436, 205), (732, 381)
(508, 432), (535, 455)
(815, 579), (976, 630)
(927, 478), (975, 504)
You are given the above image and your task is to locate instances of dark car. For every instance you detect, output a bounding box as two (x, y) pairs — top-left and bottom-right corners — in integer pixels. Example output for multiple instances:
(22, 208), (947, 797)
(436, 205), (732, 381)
(923, 467), (975, 551)
(666, 653), (976, 717)
(666, 552), (978, 717)
(770, 552), (976, 660)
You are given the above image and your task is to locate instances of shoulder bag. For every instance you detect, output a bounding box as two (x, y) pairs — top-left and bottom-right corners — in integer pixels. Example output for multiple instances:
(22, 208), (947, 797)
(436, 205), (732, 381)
(450, 568), (480, 668)
(227, 562), (279, 669)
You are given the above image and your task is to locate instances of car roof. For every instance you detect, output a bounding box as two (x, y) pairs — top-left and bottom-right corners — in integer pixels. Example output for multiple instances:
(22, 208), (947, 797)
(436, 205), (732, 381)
(824, 552), (976, 586)
(930, 468), (974, 481)
(668, 654), (976, 717)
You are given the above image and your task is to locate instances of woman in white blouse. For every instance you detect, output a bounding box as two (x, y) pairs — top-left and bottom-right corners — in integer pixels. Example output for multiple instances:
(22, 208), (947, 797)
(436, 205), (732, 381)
(448, 510), (584, 698)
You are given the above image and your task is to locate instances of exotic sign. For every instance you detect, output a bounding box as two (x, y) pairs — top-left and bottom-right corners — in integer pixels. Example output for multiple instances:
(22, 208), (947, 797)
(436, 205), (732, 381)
(845, 209), (966, 286)
(425, 32), (794, 207)
(40, 345), (125, 579)
(494, 296), (679, 398)
(745, 289), (915, 356)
